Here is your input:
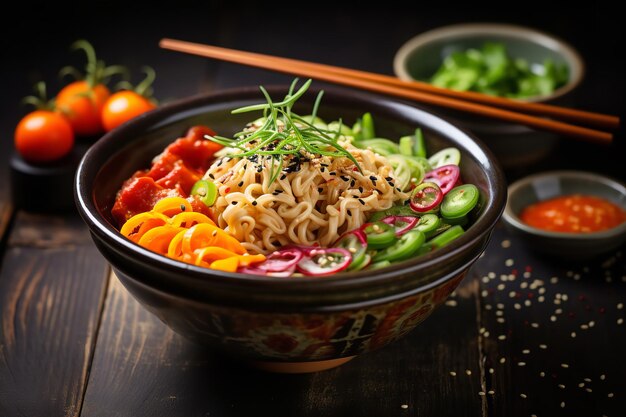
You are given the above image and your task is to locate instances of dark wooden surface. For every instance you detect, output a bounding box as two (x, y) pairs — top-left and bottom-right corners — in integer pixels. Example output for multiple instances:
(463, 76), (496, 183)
(0, 3), (624, 417)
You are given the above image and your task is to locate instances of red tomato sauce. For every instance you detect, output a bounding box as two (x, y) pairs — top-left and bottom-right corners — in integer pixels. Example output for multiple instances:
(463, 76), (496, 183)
(111, 126), (222, 226)
(520, 194), (626, 233)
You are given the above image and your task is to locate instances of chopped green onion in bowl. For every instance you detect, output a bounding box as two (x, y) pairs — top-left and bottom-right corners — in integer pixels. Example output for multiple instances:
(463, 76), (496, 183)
(429, 42), (569, 99)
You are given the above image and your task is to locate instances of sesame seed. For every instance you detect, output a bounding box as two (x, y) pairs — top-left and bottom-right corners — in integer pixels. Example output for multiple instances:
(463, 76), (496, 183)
(571, 332), (577, 338)
(505, 258), (514, 267)
(498, 335), (507, 341)
(618, 318), (624, 325)
(449, 371), (457, 376)
(579, 383), (585, 388)
(539, 344), (547, 349)
(558, 384), (565, 389)
(600, 374), (606, 380)
(478, 392), (485, 396)
(514, 303), (522, 310)
(608, 393), (614, 398)
(358, 199), (365, 205)
(518, 362), (526, 367)
(560, 401), (565, 408)
(497, 303), (505, 309)
(252, 201), (258, 206)
(499, 357), (506, 364)
(401, 404), (408, 409)
(466, 370), (472, 376)
(445, 300), (458, 307)
(550, 315), (557, 322)
(489, 368), (494, 374)
(540, 372), (546, 377)
(585, 388), (593, 393)
(520, 393), (527, 399)
(497, 318), (506, 324)
(231, 201), (237, 205)
(618, 303), (624, 310)
(501, 240), (511, 248)
(584, 377), (591, 382)
(488, 390), (495, 395)
(561, 363), (569, 369)
(522, 349), (530, 354)
(497, 284), (505, 291)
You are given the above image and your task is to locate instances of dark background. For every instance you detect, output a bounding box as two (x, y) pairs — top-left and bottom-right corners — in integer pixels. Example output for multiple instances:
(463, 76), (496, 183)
(1, 1), (624, 186)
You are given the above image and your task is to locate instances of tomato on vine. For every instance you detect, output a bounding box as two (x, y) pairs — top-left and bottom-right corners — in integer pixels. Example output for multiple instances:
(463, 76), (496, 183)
(102, 67), (158, 132)
(15, 82), (74, 163)
(56, 40), (126, 136)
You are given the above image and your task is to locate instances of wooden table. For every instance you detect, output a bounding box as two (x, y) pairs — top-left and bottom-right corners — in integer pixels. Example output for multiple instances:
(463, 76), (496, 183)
(1, 5), (624, 416)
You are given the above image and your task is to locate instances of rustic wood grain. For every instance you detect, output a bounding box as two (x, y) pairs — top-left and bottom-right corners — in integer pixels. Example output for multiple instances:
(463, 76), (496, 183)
(475, 225), (626, 416)
(80, 271), (486, 417)
(0, 212), (110, 417)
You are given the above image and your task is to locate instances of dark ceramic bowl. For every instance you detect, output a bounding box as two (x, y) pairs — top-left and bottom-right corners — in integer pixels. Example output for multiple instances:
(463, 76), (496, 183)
(75, 86), (506, 372)
(394, 23), (585, 169)
(502, 171), (626, 260)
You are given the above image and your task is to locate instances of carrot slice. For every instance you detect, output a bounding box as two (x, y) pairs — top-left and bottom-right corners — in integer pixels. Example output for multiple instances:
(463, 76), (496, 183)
(120, 212), (170, 240)
(210, 257), (240, 272)
(181, 223), (245, 255)
(170, 211), (216, 228)
(138, 226), (185, 254)
(167, 229), (188, 258)
(152, 197), (192, 217)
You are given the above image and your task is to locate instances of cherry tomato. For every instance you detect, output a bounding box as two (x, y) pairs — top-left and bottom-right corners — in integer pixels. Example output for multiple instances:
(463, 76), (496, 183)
(56, 80), (110, 136)
(102, 90), (156, 132)
(14, 110), (74, 163)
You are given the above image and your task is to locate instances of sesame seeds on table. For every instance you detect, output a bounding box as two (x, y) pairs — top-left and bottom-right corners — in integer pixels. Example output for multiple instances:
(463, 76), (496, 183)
(445, 223), (625, 416)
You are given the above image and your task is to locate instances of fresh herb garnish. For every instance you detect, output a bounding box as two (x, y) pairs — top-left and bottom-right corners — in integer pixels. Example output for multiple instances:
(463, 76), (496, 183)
(205, 79), (362, 184)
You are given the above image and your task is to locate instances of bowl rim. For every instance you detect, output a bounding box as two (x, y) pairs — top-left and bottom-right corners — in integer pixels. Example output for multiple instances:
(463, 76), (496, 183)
(75, 85), (506, 293)
(393, 22), (585, 103)
(502, 170), (626, 240)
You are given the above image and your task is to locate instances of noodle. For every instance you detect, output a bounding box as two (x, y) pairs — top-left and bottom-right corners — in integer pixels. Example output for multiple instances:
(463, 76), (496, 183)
(205, 140), (407, 254)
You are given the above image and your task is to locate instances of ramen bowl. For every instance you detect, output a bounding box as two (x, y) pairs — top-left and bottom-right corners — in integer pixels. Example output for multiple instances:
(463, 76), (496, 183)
(75, 86), (506, 372)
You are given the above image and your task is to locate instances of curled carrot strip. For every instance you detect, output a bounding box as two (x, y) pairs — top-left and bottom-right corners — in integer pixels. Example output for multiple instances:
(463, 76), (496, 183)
(182, 223), (246, 255)
(138, 226), (185, 255)
(152, 197), (192, 217)
(170, 211), (215, 228)
(120, 196), (264, 273)
(210, 257), (240, 272)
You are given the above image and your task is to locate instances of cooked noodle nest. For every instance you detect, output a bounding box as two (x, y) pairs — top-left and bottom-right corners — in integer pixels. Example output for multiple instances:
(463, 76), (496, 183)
(205, 141), (408, 254)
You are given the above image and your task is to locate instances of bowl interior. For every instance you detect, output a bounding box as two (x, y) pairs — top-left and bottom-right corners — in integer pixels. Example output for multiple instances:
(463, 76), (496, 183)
(78, 86), (505, 304)
(395, 24), (583, 102)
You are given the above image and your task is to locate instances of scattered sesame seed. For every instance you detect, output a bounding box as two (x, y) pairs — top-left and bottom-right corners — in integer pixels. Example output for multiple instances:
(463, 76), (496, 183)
(478, 392), (485, 396)
(498, 335), (507, 341)
(505, 259), (514, 267)
(401, 404), (408, 409)
(211, 230), (217, 237)
(466, 370), (472, 376)
(524, 300), (532, 307)
(499, 357), (506, 364)
(518, 362), (526, 367)
(496, 310), (504, 317)
(579, 382), (585, 388)
(489, 368), (494, 374)
(509, 291), (517, 298)
(618, 318), (624, 325)
(600, 374), (606, 380)
(522, 349), (530, 354)
(585, 388), (593, 393)
(514, 303), (522, 310)
(561, 363), (570, 369)
(538, 296), (545, 303)
(550, 276), (559, 284)
(531, 322), (540, 328)
(581, 324), (589, 330)
(540, 372), (545, 377)
(520, 393), (527, 399)
(497, 303), (505, 309)
(497, 318), (506, 324)
(449, 371), (457, 377)
(501, 240), (511, 248)
(445, 300), (458, 307)
(481, 290), (489, 297)
(488, 390), (495, 395)
(497, 284), (506, 291)
(539, 344), (547, 349)
(560, 401), (565, 408)
(252, 201), (258, 206)
(488, 272), (496, 278)
(589, 321), (595, 327)
(558, 384), (565, 389)
(550, 316), (557, 322)
(571, 332), (577, 338)
(608, 393), (614, 398)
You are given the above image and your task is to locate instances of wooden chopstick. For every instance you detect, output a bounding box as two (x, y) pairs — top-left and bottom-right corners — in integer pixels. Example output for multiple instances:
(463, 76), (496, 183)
(160, 38), (617, 145)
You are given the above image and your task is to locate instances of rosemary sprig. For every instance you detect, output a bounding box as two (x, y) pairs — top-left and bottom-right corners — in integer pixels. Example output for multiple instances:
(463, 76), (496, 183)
(205, 79), (363, 183)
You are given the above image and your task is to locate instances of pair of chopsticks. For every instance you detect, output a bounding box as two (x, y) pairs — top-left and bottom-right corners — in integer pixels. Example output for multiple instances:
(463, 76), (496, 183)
(159, 38), (619, 144)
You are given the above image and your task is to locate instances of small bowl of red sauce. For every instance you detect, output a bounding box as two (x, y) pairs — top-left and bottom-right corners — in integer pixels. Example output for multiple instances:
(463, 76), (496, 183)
(502, 171), (626, 259)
